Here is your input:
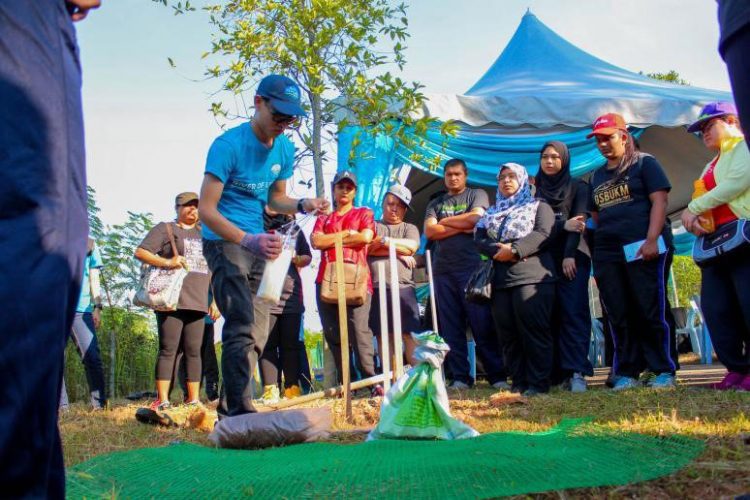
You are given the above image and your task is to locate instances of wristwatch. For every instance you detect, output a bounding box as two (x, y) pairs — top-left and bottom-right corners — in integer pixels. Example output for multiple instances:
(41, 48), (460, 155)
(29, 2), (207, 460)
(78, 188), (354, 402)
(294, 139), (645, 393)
(510, 246), (520, 259)
(93, 303), (103, 310)
(296, 198), (307, 214)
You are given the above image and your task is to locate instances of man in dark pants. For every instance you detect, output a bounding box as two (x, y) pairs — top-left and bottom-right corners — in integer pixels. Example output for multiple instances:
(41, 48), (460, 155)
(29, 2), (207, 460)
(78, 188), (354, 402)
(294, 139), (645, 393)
(199, 74), (328, 417)
(424, 159), (507, 389)
(718, 1), (750, 141)
(0, 1), (100, 496)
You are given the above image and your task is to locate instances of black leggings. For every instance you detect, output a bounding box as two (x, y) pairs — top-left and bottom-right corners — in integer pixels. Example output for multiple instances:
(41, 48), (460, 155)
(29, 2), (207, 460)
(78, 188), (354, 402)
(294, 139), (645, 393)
(155, 309), (205, 382)
(259, 312), (304, 389)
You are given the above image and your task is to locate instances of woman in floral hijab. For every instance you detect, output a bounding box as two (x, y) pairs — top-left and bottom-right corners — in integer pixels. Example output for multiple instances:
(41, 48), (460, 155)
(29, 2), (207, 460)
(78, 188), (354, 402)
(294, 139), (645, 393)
(475, 163), (557, 395)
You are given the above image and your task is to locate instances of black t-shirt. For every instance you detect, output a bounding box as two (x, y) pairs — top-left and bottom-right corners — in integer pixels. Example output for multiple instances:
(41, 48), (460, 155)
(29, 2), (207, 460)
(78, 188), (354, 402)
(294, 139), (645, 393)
(138, 222), (211, 312)
(539, 179), (591, 263)
(588, 154), (671, 263)
(368, 221), (421, 288)
(424, 188), (489, 273)
(269, 230), (311, 315)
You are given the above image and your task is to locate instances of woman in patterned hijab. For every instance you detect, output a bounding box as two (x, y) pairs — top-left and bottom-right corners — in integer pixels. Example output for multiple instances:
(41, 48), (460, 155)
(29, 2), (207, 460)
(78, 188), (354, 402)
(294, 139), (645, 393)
(475, 162), (557, 396)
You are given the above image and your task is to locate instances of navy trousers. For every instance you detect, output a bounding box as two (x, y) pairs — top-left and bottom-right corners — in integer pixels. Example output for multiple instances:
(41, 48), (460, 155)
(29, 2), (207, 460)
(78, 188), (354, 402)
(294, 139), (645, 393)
(723, 25), (750, 144)
(0, 2), (87, 497)
(553, 253), (594, 378)
(434, 268), (506, 386)
(594, 252), (677, 379)
(700, 246), (750, 374)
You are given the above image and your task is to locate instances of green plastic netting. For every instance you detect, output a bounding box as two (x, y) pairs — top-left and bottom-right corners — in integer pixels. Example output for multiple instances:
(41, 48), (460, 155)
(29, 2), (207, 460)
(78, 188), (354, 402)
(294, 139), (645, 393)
(67, 419), (703, 498)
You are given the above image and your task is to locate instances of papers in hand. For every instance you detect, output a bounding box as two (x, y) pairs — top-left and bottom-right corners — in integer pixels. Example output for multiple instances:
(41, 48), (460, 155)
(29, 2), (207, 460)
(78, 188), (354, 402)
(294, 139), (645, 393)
(623, 235), (666, 262)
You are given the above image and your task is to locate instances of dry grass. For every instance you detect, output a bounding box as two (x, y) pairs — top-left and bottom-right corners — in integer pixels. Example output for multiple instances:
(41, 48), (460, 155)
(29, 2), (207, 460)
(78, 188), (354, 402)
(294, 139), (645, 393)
(61, 377), (750, 498)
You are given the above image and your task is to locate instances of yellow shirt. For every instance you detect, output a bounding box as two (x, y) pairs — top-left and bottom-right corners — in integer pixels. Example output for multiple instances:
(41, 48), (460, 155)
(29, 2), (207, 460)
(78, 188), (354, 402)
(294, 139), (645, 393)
(688, 134), (750, 219)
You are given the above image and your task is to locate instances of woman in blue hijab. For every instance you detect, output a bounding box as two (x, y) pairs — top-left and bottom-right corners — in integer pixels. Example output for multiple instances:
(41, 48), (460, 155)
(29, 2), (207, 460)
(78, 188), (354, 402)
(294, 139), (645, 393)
(475, 163), (557, 396)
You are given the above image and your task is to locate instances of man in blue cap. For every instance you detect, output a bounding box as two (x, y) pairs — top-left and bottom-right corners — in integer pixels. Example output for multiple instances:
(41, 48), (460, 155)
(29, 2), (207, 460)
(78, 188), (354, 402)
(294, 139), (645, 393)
(199, 74), (329, 416)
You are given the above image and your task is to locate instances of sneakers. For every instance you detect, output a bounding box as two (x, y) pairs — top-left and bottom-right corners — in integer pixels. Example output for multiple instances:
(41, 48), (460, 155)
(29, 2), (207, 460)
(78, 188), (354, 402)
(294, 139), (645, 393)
(149, 399), (171, 411)
(260, 385), (280, 404)
(370, 384), (385, 398)
(647, 373), (676, 389)
(569, 373), (587, 393)
(284, 385), (302, 399)
(612, 376), (639, 392)
(447, 380), (471, 390)
(711, 371), (746, 390)
(492, 380), (511, 391)
(184, 399), (205, 409)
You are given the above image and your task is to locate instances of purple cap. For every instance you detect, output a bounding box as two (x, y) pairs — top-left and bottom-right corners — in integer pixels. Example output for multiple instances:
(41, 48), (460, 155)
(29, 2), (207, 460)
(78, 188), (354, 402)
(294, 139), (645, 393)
(687, 102), (738, 133)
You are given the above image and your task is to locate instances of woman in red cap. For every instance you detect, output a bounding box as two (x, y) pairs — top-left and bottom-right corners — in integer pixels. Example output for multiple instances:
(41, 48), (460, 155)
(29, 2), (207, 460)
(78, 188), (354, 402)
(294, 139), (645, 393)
(681, 102), (750, 391)
(587, 114), (678, 391)
(311, 171), (380, 395)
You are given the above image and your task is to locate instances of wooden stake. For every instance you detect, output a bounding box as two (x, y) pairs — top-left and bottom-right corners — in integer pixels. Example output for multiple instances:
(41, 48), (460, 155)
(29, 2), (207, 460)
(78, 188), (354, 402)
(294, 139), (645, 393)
(334, 234), (352, 421)
(377, 261), (391, 391)
(388, 242), (404, 379)
(426, 249), (439, 334)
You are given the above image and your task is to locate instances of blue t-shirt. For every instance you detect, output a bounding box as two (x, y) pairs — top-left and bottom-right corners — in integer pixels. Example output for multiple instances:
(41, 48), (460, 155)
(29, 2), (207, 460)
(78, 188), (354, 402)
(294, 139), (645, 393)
(77, 243), (104, 313)
(203, 123), (295, 240)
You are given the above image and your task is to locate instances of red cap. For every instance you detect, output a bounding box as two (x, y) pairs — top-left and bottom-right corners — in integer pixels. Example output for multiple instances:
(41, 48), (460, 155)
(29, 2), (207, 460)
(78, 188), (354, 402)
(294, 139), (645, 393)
(586, 113), (628, 138)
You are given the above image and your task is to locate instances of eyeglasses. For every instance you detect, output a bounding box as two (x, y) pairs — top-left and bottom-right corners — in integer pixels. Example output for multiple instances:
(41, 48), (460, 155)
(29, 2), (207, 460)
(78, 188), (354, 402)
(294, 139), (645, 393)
(497, 173), (518, 182)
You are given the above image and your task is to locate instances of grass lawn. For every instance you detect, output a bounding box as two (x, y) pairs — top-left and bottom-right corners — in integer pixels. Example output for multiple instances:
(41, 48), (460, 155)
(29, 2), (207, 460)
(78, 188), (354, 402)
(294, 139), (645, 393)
(61, 366), (750, 498)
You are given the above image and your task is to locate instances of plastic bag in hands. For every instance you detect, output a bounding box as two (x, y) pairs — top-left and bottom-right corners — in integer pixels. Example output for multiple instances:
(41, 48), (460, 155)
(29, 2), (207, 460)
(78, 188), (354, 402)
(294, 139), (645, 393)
(256, 224), (298, 303)
(464, 259), (494, 304)
(367, 331), (479, 441)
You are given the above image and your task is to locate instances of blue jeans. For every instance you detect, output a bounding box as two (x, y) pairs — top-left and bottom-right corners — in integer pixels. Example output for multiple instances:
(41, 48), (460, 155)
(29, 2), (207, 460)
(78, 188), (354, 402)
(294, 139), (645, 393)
(434, 269), (506, 385)
(61, 312), (107, 409)
(203, 239), (270, 416)
(0, 2), (87, 497)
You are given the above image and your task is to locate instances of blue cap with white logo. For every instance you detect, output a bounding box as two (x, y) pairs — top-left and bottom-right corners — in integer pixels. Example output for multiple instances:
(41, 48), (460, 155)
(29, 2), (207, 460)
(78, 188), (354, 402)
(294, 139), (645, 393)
(256, 74), (306, 117)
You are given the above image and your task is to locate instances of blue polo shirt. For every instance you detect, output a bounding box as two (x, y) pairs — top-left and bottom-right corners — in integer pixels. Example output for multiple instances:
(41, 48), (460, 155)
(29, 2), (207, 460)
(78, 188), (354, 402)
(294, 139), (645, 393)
(203, 123), (295, 240)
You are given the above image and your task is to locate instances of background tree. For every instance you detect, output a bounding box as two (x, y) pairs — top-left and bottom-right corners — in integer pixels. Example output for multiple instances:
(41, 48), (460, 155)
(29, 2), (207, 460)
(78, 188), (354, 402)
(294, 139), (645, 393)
(155, 0), (453, 197)
(641, 69), (689, 86)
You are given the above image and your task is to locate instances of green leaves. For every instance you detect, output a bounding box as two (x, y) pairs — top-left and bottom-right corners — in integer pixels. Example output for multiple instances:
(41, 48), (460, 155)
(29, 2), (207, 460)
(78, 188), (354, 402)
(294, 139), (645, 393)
(155, 0), (451, 196)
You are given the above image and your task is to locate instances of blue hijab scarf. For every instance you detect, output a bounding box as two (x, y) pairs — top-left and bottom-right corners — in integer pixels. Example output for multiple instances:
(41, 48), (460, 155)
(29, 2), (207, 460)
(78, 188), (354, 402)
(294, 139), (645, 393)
(476, 163), (539, 242)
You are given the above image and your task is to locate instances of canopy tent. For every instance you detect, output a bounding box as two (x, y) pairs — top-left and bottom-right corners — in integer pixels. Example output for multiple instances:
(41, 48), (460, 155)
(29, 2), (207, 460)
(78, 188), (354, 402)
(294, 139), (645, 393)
(337, 11), (732, 255)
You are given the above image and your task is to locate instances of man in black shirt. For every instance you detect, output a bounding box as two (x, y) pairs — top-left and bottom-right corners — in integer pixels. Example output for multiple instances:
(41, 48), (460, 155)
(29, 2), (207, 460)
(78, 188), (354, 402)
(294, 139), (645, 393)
(424, 159), (507, 389)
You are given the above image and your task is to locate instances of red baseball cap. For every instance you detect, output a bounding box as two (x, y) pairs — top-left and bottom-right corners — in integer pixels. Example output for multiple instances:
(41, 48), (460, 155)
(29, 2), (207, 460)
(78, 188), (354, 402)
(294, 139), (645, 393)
(586, 113), (628, 138)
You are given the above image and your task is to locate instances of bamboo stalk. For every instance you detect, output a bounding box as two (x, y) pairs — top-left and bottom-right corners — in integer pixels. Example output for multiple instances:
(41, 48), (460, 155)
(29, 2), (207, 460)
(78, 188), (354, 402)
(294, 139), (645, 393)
(388, 243), (404, 378)
(334, 234), (352, 421)
(426, 250), (439, 334)
(377, 262), (391, 391)
(258, 373), (387, 412)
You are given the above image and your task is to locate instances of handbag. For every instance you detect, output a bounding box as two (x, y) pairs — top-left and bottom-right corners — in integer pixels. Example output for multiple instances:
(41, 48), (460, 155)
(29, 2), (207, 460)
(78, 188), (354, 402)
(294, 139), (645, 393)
(464, 258), (494, 304)
(133, 223), (188, 311)
(320, 255), (368, 306)
(692, 218), (750, 267)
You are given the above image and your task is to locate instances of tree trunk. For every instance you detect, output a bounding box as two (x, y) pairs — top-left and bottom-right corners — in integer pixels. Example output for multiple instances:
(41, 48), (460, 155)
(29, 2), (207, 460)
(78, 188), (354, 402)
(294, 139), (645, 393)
(310, 93), (325, 198)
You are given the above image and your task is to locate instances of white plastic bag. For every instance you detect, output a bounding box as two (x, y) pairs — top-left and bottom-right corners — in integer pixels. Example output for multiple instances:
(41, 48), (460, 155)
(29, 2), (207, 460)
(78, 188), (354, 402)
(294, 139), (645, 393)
(367, 331), (479, 441)
(257, 224), (297, 304)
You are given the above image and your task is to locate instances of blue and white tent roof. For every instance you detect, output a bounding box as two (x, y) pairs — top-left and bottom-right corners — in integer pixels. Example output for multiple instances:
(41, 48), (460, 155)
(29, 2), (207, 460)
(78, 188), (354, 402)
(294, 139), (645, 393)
(417, 11), (730, 129)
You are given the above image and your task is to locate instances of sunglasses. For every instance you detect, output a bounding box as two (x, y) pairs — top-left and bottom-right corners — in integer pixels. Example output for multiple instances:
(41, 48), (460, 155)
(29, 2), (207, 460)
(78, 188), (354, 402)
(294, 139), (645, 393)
(262, 98), (299, 126)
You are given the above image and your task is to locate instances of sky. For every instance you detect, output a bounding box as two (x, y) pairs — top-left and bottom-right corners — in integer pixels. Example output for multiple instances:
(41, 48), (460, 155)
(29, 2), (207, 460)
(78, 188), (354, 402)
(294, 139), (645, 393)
(75, 0), (730, 330)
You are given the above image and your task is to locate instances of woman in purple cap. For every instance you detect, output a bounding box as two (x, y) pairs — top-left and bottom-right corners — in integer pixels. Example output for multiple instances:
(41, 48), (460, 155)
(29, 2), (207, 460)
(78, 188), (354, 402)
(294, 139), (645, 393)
(682, 102), (750, 391)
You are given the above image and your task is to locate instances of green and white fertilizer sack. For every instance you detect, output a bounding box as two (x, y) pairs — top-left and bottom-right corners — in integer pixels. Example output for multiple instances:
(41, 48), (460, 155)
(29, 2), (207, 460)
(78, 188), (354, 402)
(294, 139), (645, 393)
(368, 331), (479, 441)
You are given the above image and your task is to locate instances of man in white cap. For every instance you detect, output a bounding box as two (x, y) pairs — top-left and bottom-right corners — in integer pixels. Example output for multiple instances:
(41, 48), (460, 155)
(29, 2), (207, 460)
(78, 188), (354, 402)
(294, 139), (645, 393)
(367, 185), (421, 377)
